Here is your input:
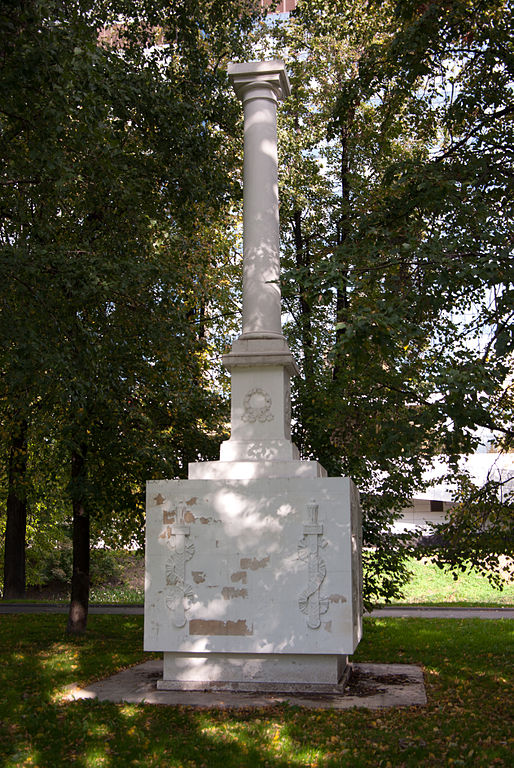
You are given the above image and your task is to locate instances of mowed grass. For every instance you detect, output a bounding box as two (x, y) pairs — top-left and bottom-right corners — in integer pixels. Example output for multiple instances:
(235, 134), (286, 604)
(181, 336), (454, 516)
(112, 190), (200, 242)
(398, 557), (514, 606)
(0, 614), (512, 767)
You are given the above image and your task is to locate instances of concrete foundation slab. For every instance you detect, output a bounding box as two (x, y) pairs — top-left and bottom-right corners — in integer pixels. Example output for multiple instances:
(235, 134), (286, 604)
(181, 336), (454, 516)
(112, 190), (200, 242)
(66, 660), (426, 710)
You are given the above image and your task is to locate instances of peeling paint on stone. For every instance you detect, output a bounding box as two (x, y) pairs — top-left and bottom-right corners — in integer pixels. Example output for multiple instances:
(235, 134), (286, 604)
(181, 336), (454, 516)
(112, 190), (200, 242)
(231, 571), (248, 584)
(221, 587), (248, 600)
(240, 556), (270, 570)
(145, 476), (363, 661)
(154, 493), (165, 506)
(159, 525), (173, 539)
(189, 619), (253, 636)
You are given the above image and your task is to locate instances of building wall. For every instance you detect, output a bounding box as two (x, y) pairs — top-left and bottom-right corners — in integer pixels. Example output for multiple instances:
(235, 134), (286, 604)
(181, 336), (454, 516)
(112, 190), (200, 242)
(260, 0), (298, 13)
(395, 499), (452, 533)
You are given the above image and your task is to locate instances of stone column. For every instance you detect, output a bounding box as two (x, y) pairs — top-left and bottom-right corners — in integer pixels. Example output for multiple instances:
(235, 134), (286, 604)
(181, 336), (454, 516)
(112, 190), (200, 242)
(228, 61), (289, 340)
(189, 60), (324, 474)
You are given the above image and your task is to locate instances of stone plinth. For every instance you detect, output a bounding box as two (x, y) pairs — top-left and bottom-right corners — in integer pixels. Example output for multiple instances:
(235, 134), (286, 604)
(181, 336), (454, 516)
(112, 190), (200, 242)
(145, 477), (362, 690)
(188, 459), (326, 480)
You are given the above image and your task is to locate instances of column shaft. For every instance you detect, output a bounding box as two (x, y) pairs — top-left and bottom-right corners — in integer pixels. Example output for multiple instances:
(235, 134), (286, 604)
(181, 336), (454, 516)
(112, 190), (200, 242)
(241, 86), (281, 337)
(228, 61), (291, 340)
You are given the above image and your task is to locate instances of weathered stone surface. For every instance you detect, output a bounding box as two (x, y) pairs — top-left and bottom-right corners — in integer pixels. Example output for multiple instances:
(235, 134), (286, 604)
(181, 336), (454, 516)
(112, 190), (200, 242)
(144, 477), (362, 662)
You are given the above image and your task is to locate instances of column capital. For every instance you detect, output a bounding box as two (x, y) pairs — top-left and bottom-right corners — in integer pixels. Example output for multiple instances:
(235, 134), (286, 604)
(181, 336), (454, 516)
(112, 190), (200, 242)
(228, 60), (291, 102)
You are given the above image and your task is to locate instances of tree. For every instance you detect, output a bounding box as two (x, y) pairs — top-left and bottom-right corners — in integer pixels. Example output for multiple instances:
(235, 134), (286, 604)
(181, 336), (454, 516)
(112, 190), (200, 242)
(0, 0), (258, 626)
(258, 0), (513, 603)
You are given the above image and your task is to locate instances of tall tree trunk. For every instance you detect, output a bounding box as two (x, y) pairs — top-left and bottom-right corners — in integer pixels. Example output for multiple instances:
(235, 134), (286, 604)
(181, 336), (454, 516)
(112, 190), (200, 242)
(3, 418), (28, 599)
(293, 208), (314, 456)
(66, 445), (90, 634)
(293, 209), (315, 384)
(333, 123), (352, 381)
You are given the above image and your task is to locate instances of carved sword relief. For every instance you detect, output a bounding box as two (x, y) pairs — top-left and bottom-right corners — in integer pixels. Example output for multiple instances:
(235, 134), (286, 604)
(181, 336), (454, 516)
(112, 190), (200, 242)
(298, 500), (329, 629)
(165, 499), (195, 628)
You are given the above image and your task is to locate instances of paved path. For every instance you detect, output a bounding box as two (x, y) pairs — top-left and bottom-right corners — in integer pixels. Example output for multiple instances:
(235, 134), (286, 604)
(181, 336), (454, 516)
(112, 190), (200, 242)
(0, 603), (144, 615)
(370, 605), (514, 619)
(0, 603), (512, 618)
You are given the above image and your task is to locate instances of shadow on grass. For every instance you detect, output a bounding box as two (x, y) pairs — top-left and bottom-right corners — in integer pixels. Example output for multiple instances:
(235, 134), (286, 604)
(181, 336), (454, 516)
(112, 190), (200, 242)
(0, 615), (321, 767)
(0, 614), (512, 767)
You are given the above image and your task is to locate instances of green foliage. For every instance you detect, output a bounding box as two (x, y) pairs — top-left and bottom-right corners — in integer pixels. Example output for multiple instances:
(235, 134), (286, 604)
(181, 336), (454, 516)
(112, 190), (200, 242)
(257, 0), (514, 603)
(420, 473), (514, 587)
(0, 1), (256, 571)
(25, 541), (122, 588)
(27, 539), (74, 586)
(400, 556), (514, 605)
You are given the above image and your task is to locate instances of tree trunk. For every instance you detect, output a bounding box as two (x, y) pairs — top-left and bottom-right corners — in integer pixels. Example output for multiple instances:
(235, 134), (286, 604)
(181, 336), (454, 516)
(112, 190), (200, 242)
(293, 209), (315, 385)
(3, 418), (28, 599)
(292, 208), (314, 456)
(66, 445), (90, 634)
(333, 123), (352, 381)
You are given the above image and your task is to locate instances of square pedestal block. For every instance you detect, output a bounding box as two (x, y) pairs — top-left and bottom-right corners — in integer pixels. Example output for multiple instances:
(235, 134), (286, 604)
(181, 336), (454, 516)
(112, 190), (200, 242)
(157, 652), (349, 692)
(145, 477), (362, 689)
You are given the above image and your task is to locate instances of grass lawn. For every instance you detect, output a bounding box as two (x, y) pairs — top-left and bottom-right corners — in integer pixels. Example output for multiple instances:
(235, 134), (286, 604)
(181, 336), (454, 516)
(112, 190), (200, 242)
(396, 557), (514, 606)
(0, 614), (512, 767)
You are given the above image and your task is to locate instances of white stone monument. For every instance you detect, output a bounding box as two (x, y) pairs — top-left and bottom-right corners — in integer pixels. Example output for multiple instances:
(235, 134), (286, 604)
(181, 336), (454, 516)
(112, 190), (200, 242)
(145, 60), (362, 692)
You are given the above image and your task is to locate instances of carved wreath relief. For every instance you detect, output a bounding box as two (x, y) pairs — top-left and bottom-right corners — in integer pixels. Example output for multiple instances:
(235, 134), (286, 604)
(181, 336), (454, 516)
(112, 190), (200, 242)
(298, 500), (329, 629)
(242, 388), (274, 423)
(165, 500), (195, 628)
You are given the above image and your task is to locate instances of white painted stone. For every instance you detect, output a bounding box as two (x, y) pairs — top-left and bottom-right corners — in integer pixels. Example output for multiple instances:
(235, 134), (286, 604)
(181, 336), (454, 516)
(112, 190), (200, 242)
(145, 478), (362, 660)
(188, 460), (327, 480)
(221, 365), (292, 453)
(158, 652), (348, 690)
(223, 335), (299, 374)
(144, 60), (362, 691)
(220, 62), (299, 466)
(227, 61), (290, 340)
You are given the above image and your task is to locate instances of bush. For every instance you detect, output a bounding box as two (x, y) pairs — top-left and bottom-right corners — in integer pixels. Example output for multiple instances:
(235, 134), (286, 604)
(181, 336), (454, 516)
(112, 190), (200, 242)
(26, 542), (122, 588)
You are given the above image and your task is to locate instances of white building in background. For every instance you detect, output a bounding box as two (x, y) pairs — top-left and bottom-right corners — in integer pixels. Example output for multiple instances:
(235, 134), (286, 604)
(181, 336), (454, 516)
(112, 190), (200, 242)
(396, 453), (514, 534)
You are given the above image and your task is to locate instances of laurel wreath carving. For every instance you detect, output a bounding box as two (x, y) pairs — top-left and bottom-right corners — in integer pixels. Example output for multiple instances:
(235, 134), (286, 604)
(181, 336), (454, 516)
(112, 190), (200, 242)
(242, 387), (274, 423)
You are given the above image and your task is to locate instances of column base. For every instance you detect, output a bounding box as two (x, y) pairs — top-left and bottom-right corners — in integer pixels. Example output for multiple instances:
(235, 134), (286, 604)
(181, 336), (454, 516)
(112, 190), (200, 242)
(157, 652), (349, 693)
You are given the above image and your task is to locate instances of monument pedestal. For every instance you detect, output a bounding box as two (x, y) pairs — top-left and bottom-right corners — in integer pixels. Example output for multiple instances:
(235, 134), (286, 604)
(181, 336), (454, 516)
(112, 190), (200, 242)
(145, 476), (362, 692)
